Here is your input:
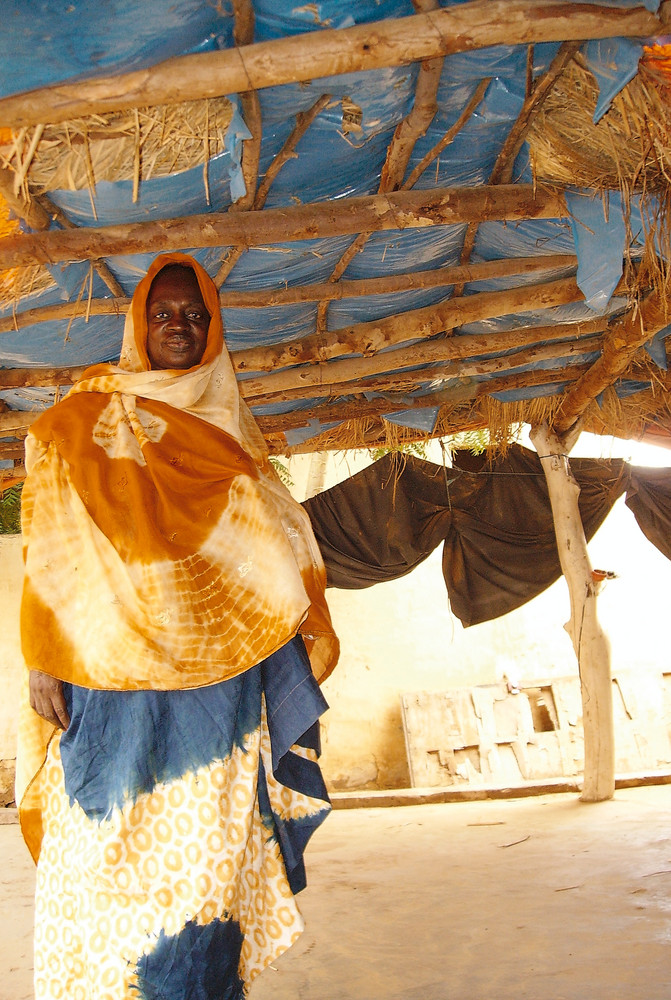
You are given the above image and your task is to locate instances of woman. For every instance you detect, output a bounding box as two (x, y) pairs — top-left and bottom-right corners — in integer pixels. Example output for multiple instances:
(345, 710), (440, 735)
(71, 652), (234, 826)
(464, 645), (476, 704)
(18, 253), (339, 1000)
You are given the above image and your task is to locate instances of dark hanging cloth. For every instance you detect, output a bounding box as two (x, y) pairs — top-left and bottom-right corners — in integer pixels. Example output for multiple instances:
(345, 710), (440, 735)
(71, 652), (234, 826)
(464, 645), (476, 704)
(625, 465), (671, 562)
(303, 445), (637, 627)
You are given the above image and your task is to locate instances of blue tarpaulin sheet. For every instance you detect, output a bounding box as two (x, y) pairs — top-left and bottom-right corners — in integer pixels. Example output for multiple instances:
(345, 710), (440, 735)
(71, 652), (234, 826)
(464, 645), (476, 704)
(0, 0), (666, 428)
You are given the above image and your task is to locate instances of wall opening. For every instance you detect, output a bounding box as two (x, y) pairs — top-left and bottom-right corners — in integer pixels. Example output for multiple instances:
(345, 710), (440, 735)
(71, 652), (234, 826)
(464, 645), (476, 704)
(524, 686), (559, 732)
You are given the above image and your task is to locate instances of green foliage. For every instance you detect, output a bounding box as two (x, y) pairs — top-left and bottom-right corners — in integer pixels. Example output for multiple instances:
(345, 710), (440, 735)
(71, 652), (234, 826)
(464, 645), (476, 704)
(0, 482), (22, 535)
(368, 440), (429, 462)
(269, 456), (294, 488)
(446, 429), (491, 455)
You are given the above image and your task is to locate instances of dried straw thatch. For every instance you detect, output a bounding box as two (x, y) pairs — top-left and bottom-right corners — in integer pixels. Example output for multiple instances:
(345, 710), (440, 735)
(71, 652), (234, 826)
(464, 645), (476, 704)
(528, 46), (671, 306)
(2, 97), (233, 198)
(0, 193), (55, 306)
(528, 49), (671, 195)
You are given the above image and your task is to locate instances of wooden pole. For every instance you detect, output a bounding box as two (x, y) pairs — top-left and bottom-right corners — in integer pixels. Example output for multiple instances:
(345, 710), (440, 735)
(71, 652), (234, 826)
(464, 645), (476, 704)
(530, 422), (615, 802)
(0, 184), (567, 269)
(241, 337), (602, 404)
(316, 41), (476, 334)
(235, 276), (584, 393)
(252, 363), (590, 432)
(0, 285), (606, 392)
(552, 290), (670, 434)
(453, 39), (582, 296)
(229, 0), (261, 211)
(0, 255), (577, 334)
(215, 92), (333, 287)
(0, 2), (665, 127)
(0, 411), (41, 432)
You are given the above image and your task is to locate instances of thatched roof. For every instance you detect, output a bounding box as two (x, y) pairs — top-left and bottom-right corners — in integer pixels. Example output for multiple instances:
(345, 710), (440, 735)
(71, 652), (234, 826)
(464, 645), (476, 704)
(1, 0), (670, 484)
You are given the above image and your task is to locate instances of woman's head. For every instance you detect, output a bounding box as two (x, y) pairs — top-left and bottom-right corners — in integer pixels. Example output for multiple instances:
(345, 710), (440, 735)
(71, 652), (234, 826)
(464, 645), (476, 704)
(146, 265), (210, 370)
(126, 253), (224, 372)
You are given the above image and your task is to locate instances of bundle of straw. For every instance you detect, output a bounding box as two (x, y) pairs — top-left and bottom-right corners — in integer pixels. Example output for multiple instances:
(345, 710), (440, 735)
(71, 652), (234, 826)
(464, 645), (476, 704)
(527, 57), (671, 194)
(0, 192), (55, 306)
(4, 97), (233, 199)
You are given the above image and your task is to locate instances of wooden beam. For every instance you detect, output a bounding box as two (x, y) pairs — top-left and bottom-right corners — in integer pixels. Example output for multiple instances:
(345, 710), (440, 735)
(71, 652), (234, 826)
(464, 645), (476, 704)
(0, 167), (52, 230)
(0, 297), (129, 334)
(0, 365), (88, 390)
(553, 291), (670, 433)
(0, 256), (577, 334)
(0, 173), (126, 298)
(315, 40), (473, 335)
(403, 77), (492, 192)
(378, 50), (442, 194)
(490, 40), (583, 186)
(0, 184), (567, 269)
(0, 2), (665, 127)
(0, 441), (25, 460)
(0, 410), (40, 432)
(215, 92), (333, 287)
(229, 0), (261, 211)
(0, 360), (591, 468)
(232, 92), (262, 212)
(242, 335), (603, 404)
(235, 276), (584, 390)
(0, 275), (605, 396)
(453, 38), (583, 295)
(0, 278), (593, 390)
(252, 362), (590, 433)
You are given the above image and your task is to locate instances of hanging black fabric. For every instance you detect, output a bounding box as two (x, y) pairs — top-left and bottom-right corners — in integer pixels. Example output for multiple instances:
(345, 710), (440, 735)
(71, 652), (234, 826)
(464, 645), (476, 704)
(302, 446), (668, 626)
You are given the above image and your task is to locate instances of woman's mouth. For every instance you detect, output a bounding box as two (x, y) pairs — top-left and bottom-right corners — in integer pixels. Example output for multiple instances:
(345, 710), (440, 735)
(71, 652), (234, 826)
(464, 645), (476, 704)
(165, 336), (192, 351)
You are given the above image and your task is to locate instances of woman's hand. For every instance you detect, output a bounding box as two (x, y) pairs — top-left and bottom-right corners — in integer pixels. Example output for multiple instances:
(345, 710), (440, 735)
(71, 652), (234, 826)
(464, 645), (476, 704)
(29, 670), (70, 730)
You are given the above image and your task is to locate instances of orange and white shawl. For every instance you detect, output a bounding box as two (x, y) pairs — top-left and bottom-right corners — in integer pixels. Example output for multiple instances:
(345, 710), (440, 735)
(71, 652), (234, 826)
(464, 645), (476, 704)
(18, 252), (339, 856)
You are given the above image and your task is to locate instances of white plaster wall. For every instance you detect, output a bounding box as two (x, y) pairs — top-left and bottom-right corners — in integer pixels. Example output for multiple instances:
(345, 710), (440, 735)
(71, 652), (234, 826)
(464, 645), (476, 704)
(0, 534), (23, 760)
(287, 441), (671, 790)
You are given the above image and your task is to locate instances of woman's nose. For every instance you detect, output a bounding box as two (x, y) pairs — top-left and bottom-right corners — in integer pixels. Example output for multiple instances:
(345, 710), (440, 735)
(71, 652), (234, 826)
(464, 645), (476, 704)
(166, 311), (188, 330)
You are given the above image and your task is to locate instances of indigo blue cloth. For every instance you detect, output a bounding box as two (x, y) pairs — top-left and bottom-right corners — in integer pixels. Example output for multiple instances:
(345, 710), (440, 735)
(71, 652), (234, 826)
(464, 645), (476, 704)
(134, 918), (246, 1000)
(59, 635), (329, 823)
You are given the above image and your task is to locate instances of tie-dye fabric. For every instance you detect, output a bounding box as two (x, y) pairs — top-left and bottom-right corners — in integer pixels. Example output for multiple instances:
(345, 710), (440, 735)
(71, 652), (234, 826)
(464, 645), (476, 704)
(17, 254), (339, 998)
(34, 637), (330, 1000)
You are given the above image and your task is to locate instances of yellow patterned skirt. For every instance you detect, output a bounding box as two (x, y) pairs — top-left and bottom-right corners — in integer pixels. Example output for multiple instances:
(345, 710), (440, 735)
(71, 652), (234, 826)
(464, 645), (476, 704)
(30, 638), (330, 1000)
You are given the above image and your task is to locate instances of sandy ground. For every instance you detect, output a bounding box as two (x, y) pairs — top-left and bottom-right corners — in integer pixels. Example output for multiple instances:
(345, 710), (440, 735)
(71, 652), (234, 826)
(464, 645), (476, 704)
(3, 785), (671, 1000)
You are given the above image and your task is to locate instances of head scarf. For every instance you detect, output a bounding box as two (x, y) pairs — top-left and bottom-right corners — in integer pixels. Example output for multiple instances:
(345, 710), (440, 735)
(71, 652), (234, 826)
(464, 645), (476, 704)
(18, 254), (339, 852)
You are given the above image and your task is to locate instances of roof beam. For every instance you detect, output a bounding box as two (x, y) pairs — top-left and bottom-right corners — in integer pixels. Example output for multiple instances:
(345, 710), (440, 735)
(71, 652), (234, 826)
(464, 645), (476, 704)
(0, 254), (577, 333)
(452, 38), (582, 297)
(0, 2), (665, 127)
(0, 184), (567, 269)
(314, 0), (450, 336)
(0, 278), (615, 392)
(235, 276), (585, 390)
(252, 363), (593, 434)
(0, 365), (88, 390)
(0, 410), (40, 432)
(243, 335), (603, 405)
(552, 290), (670, 433)
(0, 172), (125, 297)
(214, 92), (332, 287)
(229, 0), (261, 211)
(0, 254), (578, 334)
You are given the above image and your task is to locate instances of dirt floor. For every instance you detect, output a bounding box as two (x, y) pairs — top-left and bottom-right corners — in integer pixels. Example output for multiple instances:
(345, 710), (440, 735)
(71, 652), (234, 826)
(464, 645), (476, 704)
(3, 785), (671, 1000)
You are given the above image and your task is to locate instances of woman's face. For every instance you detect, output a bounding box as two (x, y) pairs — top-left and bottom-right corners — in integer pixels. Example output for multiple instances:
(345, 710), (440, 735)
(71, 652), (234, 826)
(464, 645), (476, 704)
(146, 265), (211, 370)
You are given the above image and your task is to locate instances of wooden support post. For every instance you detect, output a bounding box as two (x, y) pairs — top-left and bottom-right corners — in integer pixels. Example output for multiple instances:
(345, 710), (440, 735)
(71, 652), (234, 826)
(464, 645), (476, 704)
(530, 422), (614, 802)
